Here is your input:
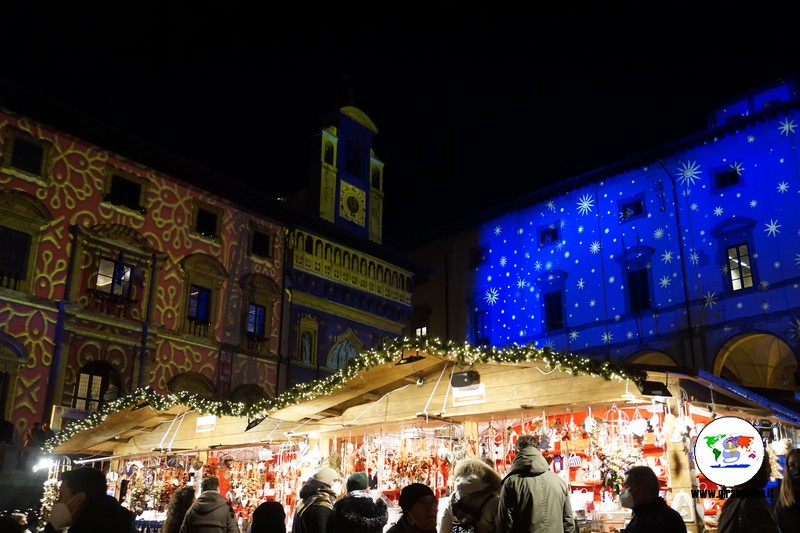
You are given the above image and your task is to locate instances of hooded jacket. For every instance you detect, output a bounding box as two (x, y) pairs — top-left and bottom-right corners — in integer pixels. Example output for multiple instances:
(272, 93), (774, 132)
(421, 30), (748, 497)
(179, 490), (239, 533)
(440, 458), (501, 533)
(328, 489), (389, 533)
(495, 446), (576, 533)
(292, 478), (338, 533)
(43, 494), (137, 533)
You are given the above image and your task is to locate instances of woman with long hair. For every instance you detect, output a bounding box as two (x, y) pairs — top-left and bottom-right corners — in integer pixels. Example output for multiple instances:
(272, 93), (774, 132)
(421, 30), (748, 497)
(776, 448), (800, 533)
(162, 486), (195, 533)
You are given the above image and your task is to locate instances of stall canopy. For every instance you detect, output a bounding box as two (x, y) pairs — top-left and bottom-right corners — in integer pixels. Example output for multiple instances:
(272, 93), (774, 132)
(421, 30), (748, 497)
(47, 338), (800, 460)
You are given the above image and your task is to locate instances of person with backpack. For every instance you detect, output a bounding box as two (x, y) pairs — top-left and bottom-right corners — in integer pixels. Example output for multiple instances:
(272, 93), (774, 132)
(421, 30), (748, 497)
(439, 457), (501, 533)
(496, 433), (576, 533)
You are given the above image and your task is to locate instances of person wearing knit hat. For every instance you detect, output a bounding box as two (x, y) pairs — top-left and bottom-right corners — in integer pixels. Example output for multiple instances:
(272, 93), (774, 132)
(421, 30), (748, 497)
(328, 471), (388, 533)
(312, 466), (340, 487)
(346, 472), (369, 492)
(386, 483), (438, 533)
(292, 466), (341, 533)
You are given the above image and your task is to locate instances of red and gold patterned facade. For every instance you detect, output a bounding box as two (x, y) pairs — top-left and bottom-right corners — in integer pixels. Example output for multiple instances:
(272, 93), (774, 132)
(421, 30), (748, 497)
(0, 107), (286, 444)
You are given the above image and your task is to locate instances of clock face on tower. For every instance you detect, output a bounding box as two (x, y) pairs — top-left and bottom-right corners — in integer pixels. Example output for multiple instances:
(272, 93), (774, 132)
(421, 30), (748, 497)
(339, 180), (366, 226)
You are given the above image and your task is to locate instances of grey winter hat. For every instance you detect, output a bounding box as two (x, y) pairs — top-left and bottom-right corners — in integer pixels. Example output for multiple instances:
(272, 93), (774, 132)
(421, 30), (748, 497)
(312, 466), (339, 486)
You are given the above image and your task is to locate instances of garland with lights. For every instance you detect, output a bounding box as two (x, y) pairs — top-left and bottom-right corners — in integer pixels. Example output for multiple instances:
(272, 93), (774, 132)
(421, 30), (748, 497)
(44, 337), (646, 453)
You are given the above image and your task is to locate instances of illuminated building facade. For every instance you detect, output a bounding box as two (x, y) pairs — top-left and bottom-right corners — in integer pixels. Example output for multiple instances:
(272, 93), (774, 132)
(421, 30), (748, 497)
(281, 107), (422, 387)
(412, 75), (800, 391)
(0, 89), (422, 455)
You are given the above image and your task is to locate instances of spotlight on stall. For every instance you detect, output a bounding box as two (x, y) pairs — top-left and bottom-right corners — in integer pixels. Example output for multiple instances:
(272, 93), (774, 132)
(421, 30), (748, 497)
(32, 457), (54, 473)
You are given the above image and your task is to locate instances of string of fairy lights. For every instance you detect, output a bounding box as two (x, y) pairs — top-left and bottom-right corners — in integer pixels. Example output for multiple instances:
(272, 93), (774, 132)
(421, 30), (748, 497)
(43, 336), (646, 453)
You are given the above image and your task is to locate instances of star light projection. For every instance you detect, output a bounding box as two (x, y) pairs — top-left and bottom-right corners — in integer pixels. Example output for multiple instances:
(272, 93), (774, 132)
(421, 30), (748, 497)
(473, 113), (800, 349)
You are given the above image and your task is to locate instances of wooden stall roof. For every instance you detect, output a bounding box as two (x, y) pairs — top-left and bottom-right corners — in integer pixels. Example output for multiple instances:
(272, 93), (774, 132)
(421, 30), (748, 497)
(52, 353), (800, 460)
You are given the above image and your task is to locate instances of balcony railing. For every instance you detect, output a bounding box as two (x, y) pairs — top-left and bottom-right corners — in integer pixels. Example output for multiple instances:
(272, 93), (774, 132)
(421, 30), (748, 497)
(0, 270), (24, 291)
(88, 289), (137, 317)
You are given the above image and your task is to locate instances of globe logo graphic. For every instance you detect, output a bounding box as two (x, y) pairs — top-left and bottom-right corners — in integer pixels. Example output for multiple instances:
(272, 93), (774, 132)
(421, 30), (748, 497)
(694, 415), (765, 487)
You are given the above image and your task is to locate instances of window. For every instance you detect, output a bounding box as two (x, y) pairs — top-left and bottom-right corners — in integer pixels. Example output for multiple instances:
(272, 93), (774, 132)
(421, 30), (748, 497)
(104, 172), (145, 212)
(195, 207), (219, 238)
(618, 193), (646, 223)
(94, 255), (132, 298)
(251, 229), (271, 259)
(714, 168), (740, 190)
(538, 225), (559, 246)
(73, 362), (119, 412)
(727, 244), (753, 290)
(473, 310), (489, 345)
(712, 218), (758, 293)
(620, 199), (644, 221)
(180, 253), (226, 339)
(247, 303), (266, 336)
(0, 226), (30, 290)
(240, 273), (280, 354)
(4, 134), (48, 177)
(188, 284), (211, 322)
(415, 325), (428, 337)
(627, 267), (651, 312)
(543, 291), (564, 331)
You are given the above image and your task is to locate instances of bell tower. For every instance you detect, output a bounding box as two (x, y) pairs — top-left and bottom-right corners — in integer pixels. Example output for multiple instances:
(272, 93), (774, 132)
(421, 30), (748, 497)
(308, 106), (383, 244)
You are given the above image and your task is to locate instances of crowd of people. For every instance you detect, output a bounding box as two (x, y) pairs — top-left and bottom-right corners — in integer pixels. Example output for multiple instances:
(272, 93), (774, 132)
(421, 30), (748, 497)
(9, 434), (800, 532)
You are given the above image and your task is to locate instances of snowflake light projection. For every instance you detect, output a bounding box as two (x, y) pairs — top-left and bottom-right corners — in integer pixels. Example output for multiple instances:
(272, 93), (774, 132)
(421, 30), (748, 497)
(676, 160), (702, 187)
(576, 194), (595, 215)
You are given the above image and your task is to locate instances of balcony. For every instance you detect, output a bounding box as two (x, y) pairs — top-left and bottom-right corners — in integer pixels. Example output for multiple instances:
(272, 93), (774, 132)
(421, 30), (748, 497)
(88, 289), (137, 317)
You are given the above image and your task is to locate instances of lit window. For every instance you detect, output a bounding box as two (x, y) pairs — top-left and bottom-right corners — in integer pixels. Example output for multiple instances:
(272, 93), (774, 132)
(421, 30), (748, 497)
(73, 362), (119, 412)
(415, 326), (427, 337)
(95, 256), (132, 298)
(727, 244), (753, 290)
(247, 303), (266, 336)
(188, 285), (211, 322)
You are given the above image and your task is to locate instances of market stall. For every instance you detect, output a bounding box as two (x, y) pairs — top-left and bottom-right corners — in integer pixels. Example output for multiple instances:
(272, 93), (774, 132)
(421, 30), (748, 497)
(45, 338), (800, 532)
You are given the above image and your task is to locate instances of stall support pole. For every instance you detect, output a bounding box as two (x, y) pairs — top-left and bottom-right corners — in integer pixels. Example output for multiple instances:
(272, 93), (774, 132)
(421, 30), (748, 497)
(667, 439), (699, 533)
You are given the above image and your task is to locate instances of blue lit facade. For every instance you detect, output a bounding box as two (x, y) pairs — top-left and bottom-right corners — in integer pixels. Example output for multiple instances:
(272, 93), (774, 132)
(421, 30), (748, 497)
(466, 77), (800, 388)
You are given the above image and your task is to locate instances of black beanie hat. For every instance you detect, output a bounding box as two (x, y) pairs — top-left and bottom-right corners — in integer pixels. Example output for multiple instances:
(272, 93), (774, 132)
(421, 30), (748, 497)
(60, 467), (107, 497)
(399, 483), (435, 513)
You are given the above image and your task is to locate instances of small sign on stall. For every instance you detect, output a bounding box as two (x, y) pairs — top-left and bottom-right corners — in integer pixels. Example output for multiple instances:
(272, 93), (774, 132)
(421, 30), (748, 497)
(196, 415), (217, 432)
(452, 383), (486, 407)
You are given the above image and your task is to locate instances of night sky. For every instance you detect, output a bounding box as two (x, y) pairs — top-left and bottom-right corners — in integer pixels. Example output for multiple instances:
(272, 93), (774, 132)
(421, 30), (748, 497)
(1, 6), (798, 249)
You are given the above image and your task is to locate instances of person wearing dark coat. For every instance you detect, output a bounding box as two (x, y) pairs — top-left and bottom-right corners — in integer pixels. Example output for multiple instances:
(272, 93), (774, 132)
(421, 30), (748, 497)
(328, 472), (389, 533)
(620, 466), (686, 533)
(496, 433), (576, 533)
(775, 448), (800, 533)
(249, 501), (286, 533)
(43, 466), (136, 533)
(179, 476), (240, 533)
(718, 454), (779, 533)
(292, 466), (340, 533)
